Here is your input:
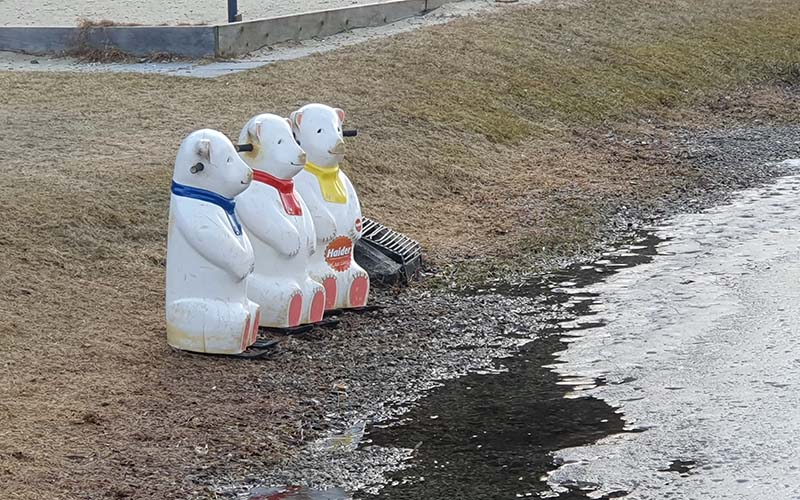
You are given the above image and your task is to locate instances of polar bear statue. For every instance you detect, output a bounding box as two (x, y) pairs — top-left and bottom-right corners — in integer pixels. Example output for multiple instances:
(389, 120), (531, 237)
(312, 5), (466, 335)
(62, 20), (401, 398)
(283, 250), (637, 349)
(236, 113), (327, 328)
(290, 103), (370, 310)
(166, 129), (261, 354)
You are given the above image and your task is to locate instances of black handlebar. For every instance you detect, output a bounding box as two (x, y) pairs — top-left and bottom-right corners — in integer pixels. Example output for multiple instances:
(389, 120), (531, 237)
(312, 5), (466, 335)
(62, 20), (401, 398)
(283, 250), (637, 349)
(236, 129), (358, 152)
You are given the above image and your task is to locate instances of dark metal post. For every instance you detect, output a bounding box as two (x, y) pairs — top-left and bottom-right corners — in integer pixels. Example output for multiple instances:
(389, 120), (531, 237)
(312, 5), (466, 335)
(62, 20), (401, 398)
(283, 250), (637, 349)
(227, 0), (238, 22)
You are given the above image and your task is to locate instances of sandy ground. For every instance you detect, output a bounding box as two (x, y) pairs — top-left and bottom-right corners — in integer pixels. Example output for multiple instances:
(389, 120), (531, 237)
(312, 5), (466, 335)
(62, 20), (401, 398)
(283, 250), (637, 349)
(0, 0), (403, 26)
(1, 0), (800, 498)
(0, 0), (527, 77)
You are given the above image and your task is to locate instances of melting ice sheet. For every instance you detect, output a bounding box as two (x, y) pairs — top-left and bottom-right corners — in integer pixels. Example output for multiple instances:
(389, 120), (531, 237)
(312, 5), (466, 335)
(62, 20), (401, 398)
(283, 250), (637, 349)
(548, 172), (800, 499)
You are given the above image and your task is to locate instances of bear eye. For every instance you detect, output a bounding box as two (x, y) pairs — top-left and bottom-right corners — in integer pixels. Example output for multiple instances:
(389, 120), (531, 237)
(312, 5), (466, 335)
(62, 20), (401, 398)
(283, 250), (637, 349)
(317, 128), (322, 134)
(226, 156), (232, 164)
(278, 139), (283, 144)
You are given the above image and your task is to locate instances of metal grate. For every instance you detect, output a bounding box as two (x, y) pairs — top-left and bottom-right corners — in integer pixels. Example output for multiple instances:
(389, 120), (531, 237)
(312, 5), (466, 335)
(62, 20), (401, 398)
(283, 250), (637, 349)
(360, 217), (422, 281)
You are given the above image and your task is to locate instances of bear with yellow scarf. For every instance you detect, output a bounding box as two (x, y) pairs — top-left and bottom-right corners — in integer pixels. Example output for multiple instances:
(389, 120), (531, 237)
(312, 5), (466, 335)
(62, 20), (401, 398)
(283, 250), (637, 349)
(291, 103), (370, 311)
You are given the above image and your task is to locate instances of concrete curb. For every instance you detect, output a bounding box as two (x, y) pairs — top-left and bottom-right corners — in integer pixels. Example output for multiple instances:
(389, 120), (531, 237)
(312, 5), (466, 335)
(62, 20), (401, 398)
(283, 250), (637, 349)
(0, 0), (452, 58)
(0, 25), (218, 58)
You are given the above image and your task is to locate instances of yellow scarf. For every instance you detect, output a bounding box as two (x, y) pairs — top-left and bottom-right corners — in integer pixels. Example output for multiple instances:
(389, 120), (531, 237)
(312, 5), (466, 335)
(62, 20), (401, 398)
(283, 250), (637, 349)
(304, 162), (348, 204)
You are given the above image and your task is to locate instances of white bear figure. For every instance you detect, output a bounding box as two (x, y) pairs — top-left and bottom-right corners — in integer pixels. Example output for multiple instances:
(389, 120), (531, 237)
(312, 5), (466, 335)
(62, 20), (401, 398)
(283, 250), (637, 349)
(236, 113), (327, 328)
(165, 129), (261, 355)
(290, 103), (370, 310)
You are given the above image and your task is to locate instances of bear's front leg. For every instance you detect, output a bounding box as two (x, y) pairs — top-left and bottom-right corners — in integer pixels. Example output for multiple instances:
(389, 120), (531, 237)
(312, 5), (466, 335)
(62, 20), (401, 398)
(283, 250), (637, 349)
(348, 216), (363, 242)
(237, 194), (302, 258)
(313, 212), (338, 244)
(302, 193), (337, 243)
(176, 204), (254, 282)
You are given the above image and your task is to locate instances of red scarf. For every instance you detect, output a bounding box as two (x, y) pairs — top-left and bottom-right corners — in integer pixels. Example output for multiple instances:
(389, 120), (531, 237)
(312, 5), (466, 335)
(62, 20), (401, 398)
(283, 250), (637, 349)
(252, 170), (303, 216)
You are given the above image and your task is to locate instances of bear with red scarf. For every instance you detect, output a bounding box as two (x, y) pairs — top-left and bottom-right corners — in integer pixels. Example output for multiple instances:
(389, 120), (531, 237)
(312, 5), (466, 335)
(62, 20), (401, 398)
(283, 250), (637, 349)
(236, 113), (327, 328)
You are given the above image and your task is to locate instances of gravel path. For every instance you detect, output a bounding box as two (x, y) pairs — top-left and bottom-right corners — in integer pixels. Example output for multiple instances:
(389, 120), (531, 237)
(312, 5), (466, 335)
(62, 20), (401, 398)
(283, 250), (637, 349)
(0, 0), (393, 26)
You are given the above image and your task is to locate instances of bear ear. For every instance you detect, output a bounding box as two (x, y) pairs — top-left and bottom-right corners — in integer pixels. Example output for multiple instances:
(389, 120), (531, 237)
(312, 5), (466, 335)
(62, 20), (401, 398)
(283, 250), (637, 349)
(285, 118), (292, 129)
(248, 119), (262, 142)
(196, 139), (211, 161)
(290, 110), (303, 129)
(334, 108), (345, 125)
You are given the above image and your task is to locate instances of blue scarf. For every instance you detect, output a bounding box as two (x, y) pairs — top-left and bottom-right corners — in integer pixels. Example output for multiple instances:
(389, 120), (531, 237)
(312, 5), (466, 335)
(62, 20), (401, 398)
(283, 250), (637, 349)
(171, 181), (242, 236)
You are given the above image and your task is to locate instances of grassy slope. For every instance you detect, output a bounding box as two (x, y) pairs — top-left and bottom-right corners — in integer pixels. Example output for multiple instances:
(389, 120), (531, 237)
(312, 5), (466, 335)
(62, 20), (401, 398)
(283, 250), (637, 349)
(0, 0), (799, 498)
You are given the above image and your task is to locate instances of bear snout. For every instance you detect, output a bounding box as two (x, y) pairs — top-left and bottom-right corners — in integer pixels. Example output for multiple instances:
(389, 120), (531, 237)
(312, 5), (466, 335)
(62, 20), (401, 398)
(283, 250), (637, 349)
(329, 140), (345, 155)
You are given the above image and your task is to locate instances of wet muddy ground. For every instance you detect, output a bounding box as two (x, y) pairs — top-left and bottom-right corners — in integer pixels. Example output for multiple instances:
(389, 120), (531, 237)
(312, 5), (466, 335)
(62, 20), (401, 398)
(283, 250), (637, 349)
(226, 234), (663, 500)
(357, 236), (662, 500)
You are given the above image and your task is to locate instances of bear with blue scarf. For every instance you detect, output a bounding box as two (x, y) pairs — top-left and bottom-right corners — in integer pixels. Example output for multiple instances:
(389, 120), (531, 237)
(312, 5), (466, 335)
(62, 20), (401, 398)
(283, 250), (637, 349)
(165, 129), (261, 354)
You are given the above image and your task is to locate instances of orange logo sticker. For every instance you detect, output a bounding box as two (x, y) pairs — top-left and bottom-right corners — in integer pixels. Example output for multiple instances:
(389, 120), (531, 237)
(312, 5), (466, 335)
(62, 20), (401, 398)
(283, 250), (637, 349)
(325, 236), (353, 272)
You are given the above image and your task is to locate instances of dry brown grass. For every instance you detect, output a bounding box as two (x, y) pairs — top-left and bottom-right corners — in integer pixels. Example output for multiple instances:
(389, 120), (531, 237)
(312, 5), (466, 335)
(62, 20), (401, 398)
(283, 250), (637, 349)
(75, 17), (210, 27)
(76, 18), (141, 28)
(1, 0), (800, 498)
(70, 19), (195, 62)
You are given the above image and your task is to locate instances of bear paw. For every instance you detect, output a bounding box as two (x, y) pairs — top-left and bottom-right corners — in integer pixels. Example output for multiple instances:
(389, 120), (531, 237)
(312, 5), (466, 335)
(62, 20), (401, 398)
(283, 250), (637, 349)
(349, 273), (370, 308)
(307, 235), (317, 256)
(288, 291), (303, 327)
(288, 233), (302, 257)
(250, 309), (261, 346)
(321, 229), (337, 244)
(322, 276), (337, 311)
(240, 314), (252, 353)
(310, 288), (326, 323)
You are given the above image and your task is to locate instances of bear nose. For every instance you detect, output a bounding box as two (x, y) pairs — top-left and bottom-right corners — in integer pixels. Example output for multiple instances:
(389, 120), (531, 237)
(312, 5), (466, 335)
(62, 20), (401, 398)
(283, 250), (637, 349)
(329, 140), (345, 155)
(298, 152), (307, 164)
(245, 168), (253, 182)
